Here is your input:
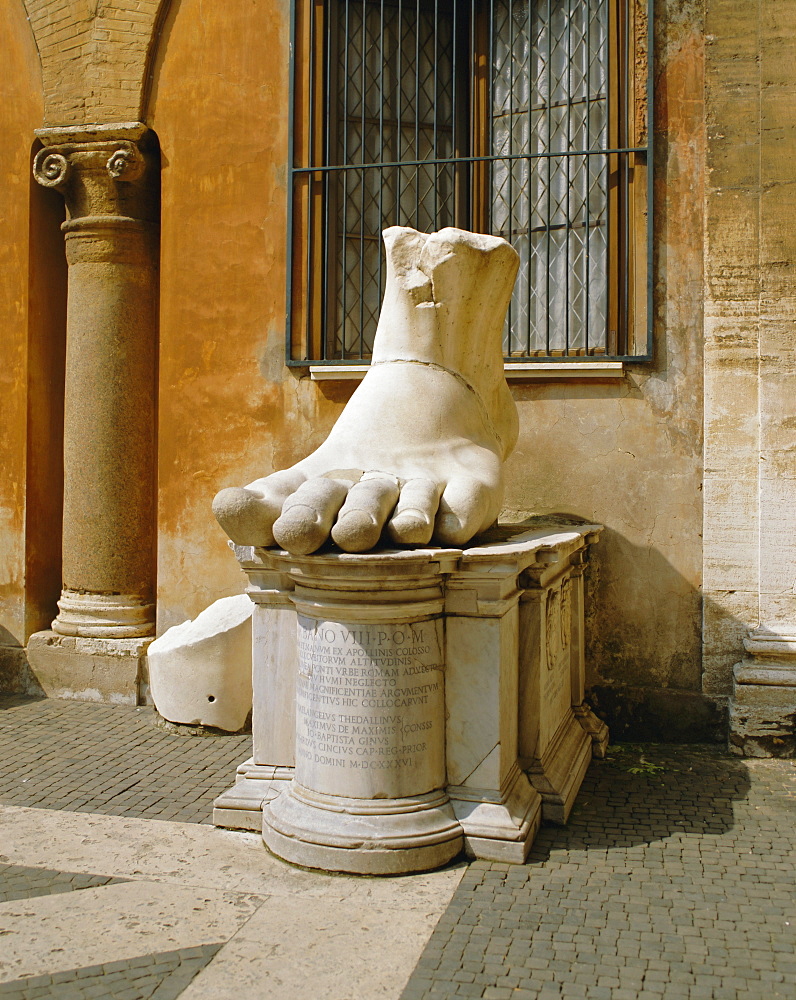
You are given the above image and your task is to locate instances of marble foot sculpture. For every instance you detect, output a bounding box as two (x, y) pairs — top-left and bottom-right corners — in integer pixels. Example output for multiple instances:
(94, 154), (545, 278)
(213, 226), (519, 554)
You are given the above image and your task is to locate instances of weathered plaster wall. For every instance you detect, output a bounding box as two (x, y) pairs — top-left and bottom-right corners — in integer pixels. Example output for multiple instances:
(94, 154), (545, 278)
(702, 0), (796, 696)
(148, 0), (711, 736)
(0, 0), (61, 690)
(148, 0), (330, 631)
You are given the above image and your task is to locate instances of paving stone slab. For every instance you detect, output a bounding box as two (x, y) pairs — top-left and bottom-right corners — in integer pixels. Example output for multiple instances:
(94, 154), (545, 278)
(2, 701), (796, 1000)
(0, 881), (260, 985)
(0, 863), (127, 903)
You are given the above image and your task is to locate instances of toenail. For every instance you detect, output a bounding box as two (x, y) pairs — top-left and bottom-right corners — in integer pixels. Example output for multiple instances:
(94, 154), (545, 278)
(394, 508), (429, 522)
(338, 510), (377, 525)
(281, 504), (321, 522)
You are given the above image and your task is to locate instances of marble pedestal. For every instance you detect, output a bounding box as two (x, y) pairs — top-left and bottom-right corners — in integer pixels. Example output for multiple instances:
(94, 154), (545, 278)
(214, 522), (605, 872)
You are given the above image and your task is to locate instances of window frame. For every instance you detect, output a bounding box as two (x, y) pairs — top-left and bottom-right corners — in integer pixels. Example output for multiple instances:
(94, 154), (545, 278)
(285, 0), (654, 370)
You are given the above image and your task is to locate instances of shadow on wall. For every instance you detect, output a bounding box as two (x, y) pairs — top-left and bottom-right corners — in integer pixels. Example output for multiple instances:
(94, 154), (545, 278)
(0, 145), (68, 699)
(509, 515), (734, 744)
(0, 627), (44, 698)
(588, 531), (735, 744)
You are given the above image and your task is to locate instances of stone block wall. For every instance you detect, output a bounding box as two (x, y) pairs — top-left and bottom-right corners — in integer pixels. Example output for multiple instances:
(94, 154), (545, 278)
(702, 0), (796, 696)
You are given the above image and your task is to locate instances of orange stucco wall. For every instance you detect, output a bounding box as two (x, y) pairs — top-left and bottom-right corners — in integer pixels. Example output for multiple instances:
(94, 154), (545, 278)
(0, 2), (44, 659)
(149, 0), (322, 629)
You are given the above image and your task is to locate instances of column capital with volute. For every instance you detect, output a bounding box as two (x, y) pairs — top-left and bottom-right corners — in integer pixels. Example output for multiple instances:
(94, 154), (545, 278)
(33, 123), (158, 266)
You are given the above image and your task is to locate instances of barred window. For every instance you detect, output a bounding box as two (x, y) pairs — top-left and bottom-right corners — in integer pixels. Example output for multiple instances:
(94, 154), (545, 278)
(287, 0), (652, 365)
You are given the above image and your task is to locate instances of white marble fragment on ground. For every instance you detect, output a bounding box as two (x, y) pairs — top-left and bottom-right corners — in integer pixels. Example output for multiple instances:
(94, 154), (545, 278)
(147, 594), (252, 731)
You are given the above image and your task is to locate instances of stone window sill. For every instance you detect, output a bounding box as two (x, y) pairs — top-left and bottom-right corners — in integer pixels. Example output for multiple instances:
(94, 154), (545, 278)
(308, 361), (625, 382)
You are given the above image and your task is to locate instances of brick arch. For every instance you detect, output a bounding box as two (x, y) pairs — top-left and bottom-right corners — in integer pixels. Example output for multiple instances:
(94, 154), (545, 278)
(23, 0), (172, 126)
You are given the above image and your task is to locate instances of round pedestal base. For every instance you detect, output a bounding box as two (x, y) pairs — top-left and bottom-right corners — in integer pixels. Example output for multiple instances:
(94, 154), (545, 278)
(262, 782), (463, 875)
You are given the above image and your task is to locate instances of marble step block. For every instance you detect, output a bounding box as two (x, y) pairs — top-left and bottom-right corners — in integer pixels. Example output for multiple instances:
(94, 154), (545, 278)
(214, 522), (605, 873)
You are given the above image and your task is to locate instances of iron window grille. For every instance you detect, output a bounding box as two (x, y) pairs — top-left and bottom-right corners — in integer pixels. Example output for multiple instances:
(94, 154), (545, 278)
(286, 0), (653, 366)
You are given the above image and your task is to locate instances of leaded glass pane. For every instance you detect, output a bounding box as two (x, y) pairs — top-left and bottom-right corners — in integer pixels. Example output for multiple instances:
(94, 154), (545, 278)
(332, 0), (456, 358)
(491, 0), (609, 356)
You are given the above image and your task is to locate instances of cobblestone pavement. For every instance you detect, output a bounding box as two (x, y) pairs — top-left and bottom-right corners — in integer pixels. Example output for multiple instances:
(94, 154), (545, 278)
(1, 697), (795, 1000)
(0, 863), (127, 903)
(0, 696), (251, 824)
(401, 746), (796, 1000)
(0, 945), (222, 1000)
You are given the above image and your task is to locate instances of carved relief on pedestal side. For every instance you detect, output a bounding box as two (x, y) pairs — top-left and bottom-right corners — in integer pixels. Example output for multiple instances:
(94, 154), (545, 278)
(560, 577), (571, 652)
(544, 581), (571, 662)
(545, 587), (560, 668)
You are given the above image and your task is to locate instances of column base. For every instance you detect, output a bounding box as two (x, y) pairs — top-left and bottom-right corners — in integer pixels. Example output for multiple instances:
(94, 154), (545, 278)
(213, 759), (294, 831)
(25, 630), (150, 704)
(729, 627), (796, 758)
(729, 630), (796, 757)
(447, 763), (542, 864)
(262, 782), (463, 875)
(574, 702), (610, 758)
(53, 590), (155, 639)
(522, 710), (593, 824)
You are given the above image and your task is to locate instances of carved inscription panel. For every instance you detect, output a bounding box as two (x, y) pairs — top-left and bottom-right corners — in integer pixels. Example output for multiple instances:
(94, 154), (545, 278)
(295, 616), (445, 798)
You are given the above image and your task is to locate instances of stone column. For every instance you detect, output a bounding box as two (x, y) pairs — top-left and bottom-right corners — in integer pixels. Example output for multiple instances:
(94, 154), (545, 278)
(27, 123), (158, 703)
(730, 630), (796, 756)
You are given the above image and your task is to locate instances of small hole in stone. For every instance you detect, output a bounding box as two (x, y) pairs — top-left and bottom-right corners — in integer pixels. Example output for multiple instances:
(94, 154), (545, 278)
(207, 695), (216, 702)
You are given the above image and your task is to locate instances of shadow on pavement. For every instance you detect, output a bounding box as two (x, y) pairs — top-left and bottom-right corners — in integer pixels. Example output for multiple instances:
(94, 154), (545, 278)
(528, 744), (751, 861)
